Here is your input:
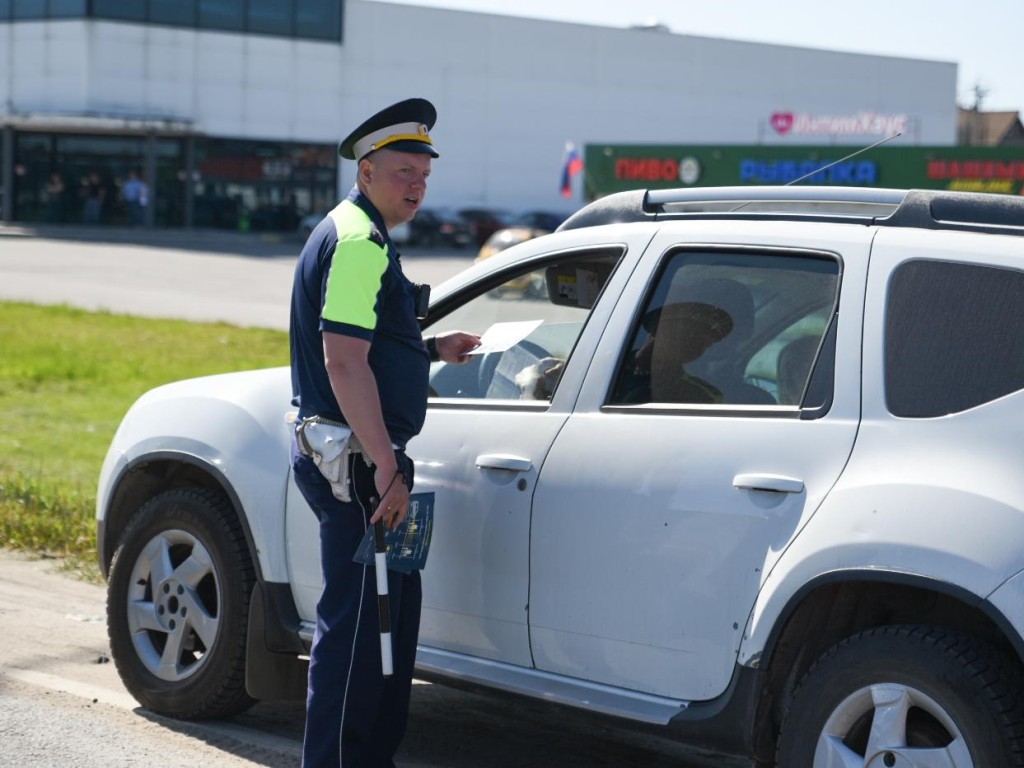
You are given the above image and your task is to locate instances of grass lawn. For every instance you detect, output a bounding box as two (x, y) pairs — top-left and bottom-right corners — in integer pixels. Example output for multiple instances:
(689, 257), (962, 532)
(0, 302), (288, 579)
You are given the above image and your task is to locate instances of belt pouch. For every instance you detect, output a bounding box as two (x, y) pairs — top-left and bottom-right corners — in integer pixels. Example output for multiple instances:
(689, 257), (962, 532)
(296, 418), (355, 502)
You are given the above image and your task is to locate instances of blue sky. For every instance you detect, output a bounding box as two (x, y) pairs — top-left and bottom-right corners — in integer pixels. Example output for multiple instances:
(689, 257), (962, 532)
(370, 0), (1023, 115)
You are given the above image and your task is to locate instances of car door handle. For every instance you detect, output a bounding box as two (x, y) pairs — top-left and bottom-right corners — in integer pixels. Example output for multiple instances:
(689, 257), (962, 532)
(476, 454), (533, 473)
(733, 473), (804, 494)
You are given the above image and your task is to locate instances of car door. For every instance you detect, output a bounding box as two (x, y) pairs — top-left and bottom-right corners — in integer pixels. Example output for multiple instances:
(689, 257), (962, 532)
(410, 243), (633, 665)
(528, 224), (871, 701)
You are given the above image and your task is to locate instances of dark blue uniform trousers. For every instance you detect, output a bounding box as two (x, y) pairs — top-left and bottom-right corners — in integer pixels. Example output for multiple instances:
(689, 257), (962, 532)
(292, 442), (421, 768)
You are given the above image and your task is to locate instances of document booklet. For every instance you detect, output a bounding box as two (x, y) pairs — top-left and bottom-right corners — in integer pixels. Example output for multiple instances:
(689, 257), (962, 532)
(353, 492), (435, 573)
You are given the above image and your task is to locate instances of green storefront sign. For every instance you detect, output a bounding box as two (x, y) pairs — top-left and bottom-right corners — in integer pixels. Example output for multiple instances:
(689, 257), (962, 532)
(582, 144), (1024, 200)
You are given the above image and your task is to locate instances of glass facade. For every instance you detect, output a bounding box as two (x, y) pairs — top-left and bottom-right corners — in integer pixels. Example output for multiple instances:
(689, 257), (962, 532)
(50, 0), (86, 16)
(8, 131), (336, 231)
(198, 0), (244, 32)
(0, 0), (343, 42)
(13, 133), (184, 226)
(248, 0), (291, 35)
(11, 0), (45, 19)
(193, 138), (337, 231)
(92, 0), (144, 21)
(149, 0), (195, 25)
(0, 1), (344, 225)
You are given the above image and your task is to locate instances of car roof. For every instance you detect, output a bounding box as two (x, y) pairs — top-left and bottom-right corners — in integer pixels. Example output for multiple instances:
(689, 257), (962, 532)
(558, 186), (1024, 239)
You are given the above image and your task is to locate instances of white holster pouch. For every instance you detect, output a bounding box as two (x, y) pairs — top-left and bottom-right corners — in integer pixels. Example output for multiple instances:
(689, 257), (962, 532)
(295, 416), (368, 502)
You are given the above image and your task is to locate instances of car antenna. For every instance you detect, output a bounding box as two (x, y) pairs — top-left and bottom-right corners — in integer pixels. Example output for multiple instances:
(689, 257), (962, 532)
(730, 132), (903, 212)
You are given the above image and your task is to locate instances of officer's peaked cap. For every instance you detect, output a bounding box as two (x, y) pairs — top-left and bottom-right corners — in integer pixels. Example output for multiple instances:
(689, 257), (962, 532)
(339, 98), (439, 161)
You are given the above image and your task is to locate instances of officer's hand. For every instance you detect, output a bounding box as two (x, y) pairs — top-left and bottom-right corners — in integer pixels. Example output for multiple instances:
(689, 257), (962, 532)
(371, 466), (410, 529)
(435, 331), (481, 364)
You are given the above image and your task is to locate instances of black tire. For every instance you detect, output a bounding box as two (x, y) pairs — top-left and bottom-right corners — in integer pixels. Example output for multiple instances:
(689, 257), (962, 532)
(777, 625), (1024, 767)
(107, 487), (256, 719)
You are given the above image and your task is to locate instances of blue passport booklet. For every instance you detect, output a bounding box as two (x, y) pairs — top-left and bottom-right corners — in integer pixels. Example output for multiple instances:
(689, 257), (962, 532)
(353, 492), (435, 574)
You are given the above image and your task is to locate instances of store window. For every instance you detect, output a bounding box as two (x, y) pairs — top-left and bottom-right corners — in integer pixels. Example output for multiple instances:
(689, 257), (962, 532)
(93, 0), (144, 21)
(248, 0), (292, 35)
(49, 0), (86, 16)
(193, 138), (337, 232)
(149, 0), (196, 25)
(3, 0), (343, 41)
(12, 132), (185, 227)
(296, 0), (341, 40)
(198, 0), (244, 32)
(12, 0), (45, 19)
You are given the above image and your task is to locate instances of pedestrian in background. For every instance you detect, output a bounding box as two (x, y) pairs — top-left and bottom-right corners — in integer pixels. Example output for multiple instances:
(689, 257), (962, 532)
(44, 171), (65, 223)
(82, 170), (104, 224)
(122, 169), (147, 226)
(288, 97), (479, 768)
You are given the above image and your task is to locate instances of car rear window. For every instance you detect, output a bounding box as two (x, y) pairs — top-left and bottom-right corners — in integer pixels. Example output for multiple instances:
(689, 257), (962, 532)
(886, 260), (1024, 417)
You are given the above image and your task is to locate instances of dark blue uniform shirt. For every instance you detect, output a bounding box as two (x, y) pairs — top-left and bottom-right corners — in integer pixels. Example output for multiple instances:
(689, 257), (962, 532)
(290, 188), (430, 448)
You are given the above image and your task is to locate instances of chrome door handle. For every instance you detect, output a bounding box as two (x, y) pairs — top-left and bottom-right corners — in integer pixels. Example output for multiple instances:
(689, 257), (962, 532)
(476, 454), (533, 473)
(733, 473), (804, 494)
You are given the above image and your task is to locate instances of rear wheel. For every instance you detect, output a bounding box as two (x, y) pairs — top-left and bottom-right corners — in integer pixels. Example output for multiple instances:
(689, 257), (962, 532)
(777, 625), (1024, 767)
(107, 487), (256, 719)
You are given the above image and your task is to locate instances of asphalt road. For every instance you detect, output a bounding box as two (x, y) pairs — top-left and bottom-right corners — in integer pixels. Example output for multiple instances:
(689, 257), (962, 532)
(0, 224), (472, 330)
(0, 225), (750, 768)
(0, 552), (741, 768)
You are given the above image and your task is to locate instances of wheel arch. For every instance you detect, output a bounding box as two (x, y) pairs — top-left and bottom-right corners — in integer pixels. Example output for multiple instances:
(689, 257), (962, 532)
(98, 450), (258, 581)
(101, 450), (309, 704)
(748, 570), (1024, 761)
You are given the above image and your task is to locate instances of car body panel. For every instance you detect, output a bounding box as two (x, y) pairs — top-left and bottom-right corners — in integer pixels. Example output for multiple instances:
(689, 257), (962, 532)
(98, 187), (1024, 762)
(528, 223), (871, 700)
(97, 366), (295, 582)
(740, 226), (1024, 663)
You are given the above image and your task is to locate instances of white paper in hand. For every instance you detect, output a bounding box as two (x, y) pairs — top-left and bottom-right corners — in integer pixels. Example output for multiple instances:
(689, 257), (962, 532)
(466, 320), (544, 356)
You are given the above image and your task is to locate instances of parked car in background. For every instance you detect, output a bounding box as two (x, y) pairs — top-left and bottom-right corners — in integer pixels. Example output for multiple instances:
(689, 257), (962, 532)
(296, 210), (410, 244)
(457, 207), (515, 246)
(475, 210), (573, 289)
(408, 207), (474, 248)
(513, 210), (568, 232)
(99, 186), (1024, 766)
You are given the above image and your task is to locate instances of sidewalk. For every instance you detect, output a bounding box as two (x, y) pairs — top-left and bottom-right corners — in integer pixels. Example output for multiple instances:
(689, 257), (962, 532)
(0, 222), (476, 261)
(0, 222), (301, 258)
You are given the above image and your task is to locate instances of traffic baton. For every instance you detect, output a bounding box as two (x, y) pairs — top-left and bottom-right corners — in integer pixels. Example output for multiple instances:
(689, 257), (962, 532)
(370, 498), (393, 677)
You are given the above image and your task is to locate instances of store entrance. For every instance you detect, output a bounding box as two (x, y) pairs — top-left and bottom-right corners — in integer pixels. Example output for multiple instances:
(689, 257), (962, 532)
(13, 133), (185, 227)
(9, 130), (337, 231)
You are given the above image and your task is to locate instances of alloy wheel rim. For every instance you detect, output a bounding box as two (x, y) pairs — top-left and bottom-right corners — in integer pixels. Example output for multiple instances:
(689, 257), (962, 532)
(815, 683), (972, 767)
(125, 528), (221, 682)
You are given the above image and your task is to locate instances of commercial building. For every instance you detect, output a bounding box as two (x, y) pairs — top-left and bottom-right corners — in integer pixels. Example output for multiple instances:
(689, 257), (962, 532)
(1, 1), (958, 230)
(586, 144), (1024, 199)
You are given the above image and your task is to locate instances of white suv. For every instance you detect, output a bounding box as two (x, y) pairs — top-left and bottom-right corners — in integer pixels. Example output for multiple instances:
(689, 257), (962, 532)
(98, 186), (1024, 767)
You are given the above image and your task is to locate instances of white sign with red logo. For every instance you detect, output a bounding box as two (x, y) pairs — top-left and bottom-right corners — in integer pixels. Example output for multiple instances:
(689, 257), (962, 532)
(770, 111), (908, 136)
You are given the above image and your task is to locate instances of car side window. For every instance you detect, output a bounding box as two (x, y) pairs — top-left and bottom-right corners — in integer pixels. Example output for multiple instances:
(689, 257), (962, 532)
(427, 249), (622, 401)
(886, 260), (1024, 417)
(609, 250), (840, 409)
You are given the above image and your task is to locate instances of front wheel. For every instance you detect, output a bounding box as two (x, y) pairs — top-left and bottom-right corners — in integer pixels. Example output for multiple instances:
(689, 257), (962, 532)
(777, 625), (1024, 767)
(107, 487), (256, 719)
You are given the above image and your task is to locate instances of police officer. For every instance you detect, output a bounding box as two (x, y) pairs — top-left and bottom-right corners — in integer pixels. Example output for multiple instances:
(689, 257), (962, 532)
(289, 97), (479, 768)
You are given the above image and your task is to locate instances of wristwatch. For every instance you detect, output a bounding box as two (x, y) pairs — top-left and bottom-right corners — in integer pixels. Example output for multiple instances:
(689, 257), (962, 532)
(426, 336), (440, 362)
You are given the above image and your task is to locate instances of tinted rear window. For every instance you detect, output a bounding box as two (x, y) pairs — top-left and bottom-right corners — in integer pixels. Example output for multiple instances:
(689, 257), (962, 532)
(886, 260), (1024, 417)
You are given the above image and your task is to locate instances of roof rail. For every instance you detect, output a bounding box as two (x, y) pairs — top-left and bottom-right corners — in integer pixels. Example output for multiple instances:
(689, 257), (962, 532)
(878, 189), (1024, 235)
(557, 186), (1024, 238)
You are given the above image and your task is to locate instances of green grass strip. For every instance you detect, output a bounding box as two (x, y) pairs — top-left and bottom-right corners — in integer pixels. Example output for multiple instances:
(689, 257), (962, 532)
(0, 302), (288, 579)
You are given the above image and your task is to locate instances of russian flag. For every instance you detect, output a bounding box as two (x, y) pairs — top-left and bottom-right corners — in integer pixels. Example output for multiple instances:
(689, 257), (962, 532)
(560, 142), (583, 198)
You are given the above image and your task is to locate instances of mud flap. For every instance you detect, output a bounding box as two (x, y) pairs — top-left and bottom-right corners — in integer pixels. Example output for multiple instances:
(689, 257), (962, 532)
(245, 581), (309, 701)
